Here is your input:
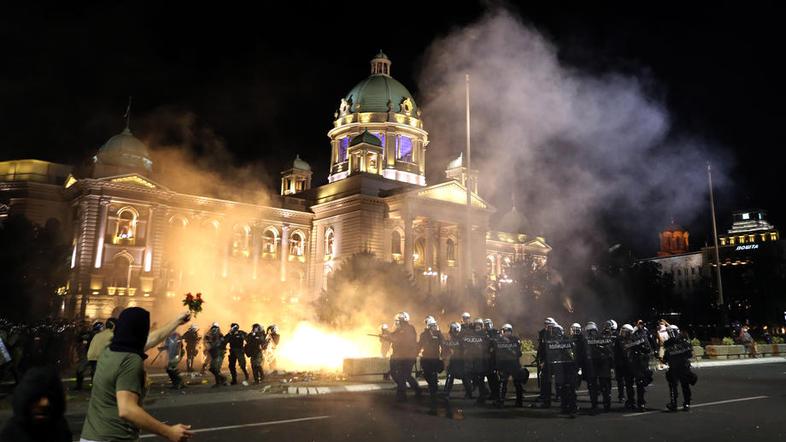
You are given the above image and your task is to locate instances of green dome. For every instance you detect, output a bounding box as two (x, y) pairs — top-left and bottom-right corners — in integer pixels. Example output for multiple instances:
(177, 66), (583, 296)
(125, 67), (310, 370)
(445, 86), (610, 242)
(344, 74), (418, 114)
(95, 128), (152, 172)
(292, 154), (311, 171)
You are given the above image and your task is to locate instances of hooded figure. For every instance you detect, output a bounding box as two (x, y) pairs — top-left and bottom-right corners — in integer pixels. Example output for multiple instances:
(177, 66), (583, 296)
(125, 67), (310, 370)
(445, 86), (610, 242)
(0, 366), (71, 442)
(109, 307), (150, 359)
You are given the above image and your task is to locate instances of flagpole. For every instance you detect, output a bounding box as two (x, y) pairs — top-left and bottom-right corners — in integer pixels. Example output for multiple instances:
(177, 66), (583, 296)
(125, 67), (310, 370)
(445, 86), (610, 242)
(465, 74), (473, 290)
(707, 163), (725, 324)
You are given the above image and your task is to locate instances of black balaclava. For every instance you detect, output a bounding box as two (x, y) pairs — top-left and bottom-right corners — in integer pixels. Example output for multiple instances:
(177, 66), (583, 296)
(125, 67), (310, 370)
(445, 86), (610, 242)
(110, 307), (150, 359)
(2, 365), (71, 441)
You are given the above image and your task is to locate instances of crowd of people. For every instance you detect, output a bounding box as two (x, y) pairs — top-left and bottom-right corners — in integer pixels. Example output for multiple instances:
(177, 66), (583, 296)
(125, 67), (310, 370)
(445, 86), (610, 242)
(379, 312), (698, 418)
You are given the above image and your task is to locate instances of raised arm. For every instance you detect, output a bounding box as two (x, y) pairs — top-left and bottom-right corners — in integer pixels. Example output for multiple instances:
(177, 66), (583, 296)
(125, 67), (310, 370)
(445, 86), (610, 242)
(145, 312), (191, 351)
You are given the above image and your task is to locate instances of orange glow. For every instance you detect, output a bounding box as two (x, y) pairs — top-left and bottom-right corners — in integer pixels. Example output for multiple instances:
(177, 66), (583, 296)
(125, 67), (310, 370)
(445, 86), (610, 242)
(276, 322), (378, 372)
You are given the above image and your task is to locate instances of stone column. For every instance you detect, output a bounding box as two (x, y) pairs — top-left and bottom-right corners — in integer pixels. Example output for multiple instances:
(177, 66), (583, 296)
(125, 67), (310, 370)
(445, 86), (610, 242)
(404, 213), (414, 275)
(280, 224), (290, 282)
(94, 199), (109, 269)
(143, 207), (154, 272)
(424, 219), (435, 269)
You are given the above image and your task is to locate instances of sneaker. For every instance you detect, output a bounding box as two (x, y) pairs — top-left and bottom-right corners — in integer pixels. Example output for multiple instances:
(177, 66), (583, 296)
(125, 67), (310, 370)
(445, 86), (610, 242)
(682, 403), (690, 411)
(242, 380), (249, 386)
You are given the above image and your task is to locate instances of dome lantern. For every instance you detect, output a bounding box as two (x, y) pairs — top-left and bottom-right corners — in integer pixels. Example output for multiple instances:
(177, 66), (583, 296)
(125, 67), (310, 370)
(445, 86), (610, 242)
(370, 50), (391, 76)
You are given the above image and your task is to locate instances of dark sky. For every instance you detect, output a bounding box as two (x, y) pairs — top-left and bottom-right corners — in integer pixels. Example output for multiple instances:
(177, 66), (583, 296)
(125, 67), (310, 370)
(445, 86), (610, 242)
(1, 2), (782, 256)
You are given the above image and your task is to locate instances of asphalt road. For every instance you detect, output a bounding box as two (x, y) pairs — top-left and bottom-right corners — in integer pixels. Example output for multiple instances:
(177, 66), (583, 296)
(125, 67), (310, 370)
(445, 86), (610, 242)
(27, 361), (786, 441)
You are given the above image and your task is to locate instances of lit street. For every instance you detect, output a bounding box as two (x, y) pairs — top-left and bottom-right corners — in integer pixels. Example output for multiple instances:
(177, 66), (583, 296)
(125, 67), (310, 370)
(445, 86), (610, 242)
(30, 359), (783, 441)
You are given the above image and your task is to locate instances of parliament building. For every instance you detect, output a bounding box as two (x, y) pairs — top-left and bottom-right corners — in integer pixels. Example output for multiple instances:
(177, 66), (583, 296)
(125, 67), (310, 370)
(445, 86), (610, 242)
(0, 52), (551, 320)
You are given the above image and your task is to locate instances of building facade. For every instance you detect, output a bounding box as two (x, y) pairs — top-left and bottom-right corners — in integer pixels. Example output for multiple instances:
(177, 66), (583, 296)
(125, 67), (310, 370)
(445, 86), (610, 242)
(0, 53), (551, 320)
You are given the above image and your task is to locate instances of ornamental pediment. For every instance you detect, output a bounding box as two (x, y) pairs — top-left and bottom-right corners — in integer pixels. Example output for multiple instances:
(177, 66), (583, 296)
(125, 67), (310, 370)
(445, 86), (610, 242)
(414, 181), (489, 209)
(97, 173), (167, 190)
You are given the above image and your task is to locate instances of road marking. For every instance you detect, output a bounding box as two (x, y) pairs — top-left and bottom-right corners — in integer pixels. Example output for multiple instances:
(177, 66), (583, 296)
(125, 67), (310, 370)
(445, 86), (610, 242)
(623, 395), (769, 417)
(138, 415), (331, 438)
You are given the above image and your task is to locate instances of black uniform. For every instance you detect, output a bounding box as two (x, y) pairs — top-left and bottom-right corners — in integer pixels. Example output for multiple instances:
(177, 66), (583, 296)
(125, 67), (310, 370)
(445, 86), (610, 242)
(664, 335), (696, 410)
(461, 327), (490, 402)
(443, 330), (462, 394)
(573, 332), (589, 392)
(205, 329), (228, 386)
(485, 327), (501, 402)
(227, 328), (249, 384)
(458, 324), (475, 398)
(389, 322), (420, 400)
(418, 328), (445, 411)
(182, 328), (201, 372)
(536, 328), (555, 406)
(613, 329), (628, 403)
(623, 328), (653, 410)
(547, 333), (578, 414)
(586, 331), (615, 411)
(494, 333), (527, 407)
(245, 329), (267, 384)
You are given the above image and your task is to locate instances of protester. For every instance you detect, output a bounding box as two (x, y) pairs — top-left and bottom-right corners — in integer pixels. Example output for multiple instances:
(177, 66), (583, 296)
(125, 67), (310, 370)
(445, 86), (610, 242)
(79, 308), (193, 442)
(0, 366), (72, 442)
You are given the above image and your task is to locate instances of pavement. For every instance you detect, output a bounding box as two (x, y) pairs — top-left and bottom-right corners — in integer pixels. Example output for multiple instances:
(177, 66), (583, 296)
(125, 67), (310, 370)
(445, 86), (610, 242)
(1, 357), (784, 441)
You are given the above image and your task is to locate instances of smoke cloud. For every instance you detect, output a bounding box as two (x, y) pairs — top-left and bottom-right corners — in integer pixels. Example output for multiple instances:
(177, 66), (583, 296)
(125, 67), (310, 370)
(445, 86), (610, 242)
(418, 9), (732, 321)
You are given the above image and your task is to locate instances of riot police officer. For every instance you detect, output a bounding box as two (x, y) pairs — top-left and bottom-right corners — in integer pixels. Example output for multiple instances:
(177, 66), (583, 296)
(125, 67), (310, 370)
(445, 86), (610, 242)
(204, 323), (228, 387)
(459, 312), (475, 399)
(418, 317), (445, 413)
(246, 323), (267, 384)
(388, 312), (421, 401)
(622, 322), (653, 411)
(227, 323), (249, 386)
(182, 324), (201, 373)
(549, 325), (578, 416)
(483, 319), (501, 403)
(443, 322), (463, 395)
(535, 318), (557, 407)
(570, 322), (588, 393)
(495, 324), (528, 407)
(663, 325), (696, 411)
(461, 318), (490, 404)
(608, 319), (627, 404)
(585, 321), (615, 412)
(164, 332), (185, 389)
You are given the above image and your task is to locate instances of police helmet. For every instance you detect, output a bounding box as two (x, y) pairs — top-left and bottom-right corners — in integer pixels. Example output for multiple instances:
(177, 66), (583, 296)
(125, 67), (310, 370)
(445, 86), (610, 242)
(473, 318), (484, 330)
(252, 323), (262, 332)
(570, 323), (582, 335)
(211, 322), (220, 329)
(189, 323), (198, 331)
(230, 323), (239, 331)
(426, 317), (438, 329)
(501, 323), (513, 334)
(667, 324), (680, 339)
(424, 315), (435, 325)
(449, 322), (461, 333)
(604, 319), (618, 332)
(461, 312), (471, 322)
(584, 322), (598, 333)
(268, 324), (279, 334)
(92, 321), (104, 332)
(620, 324), (634, 336)
(483, 318), (494, 330)
(381, 323), (389, 331)
(553, 324), (564, 336)
(396, 312), (410, 323)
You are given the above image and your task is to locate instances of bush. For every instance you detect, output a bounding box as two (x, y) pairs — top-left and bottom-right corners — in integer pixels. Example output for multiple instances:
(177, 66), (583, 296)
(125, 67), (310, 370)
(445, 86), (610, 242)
(773, 336), (784, 344)
(722, 337), (735, 345)
(690, 338), (701, 347)
(520, 339), (535, 353)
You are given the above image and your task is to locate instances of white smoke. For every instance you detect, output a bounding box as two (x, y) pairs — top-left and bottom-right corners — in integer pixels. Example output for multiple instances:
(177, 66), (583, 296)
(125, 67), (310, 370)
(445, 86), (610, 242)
(418, 9), (732, 273)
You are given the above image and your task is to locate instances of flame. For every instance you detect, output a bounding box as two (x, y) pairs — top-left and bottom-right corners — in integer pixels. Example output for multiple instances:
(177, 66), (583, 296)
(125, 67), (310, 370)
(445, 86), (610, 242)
(275, 321), (379, 372)
(563, 297), (574, 313)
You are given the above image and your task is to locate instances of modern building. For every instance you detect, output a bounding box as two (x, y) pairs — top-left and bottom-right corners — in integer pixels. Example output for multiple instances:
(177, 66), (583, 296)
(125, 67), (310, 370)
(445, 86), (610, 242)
(0, 52), (551, 320)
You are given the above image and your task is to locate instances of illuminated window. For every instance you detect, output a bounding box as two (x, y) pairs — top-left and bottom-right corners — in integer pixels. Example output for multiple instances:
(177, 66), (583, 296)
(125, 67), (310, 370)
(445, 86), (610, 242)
(109, 254), (132, 291)
(771, 232), (778, 241)
(729, 237), (735, 245)
(749, 235), (755, 242)
(366, 152), (379, 174)
(374, 132), (386, 147)
(414, 238), (425, 267)
(720, 238), (726, 246)
(289, 232), (305, 257)
(338, 138), (349, 162)
(324, 228), (335, 259)
(262, 228), (278, 259)
(396, 136), (413, 162)
(739, 236), (746, 244)
(446, 239), (456, 263)
(113, 207), (138, 246)
(231, 225), (251, 258)
(761, 234), (767, 241)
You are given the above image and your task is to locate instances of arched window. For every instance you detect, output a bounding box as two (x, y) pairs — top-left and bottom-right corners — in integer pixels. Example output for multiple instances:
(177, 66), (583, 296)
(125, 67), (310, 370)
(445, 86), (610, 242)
(324, 228), (335, 259)
(289, 231), (305, 257)
(262, 228), (278, 258)
(114, 207), (139, 245)
(446, 239), (456, 263)
(231, 225), (251, 258)
(391, 230), (402, 258)
(414, 238), (425, 268)
(487, 255), (496, 277)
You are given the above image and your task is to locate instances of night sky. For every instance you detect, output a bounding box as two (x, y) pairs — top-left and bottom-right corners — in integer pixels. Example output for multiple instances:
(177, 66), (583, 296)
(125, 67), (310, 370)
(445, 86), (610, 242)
(1, 2), (782, 256)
